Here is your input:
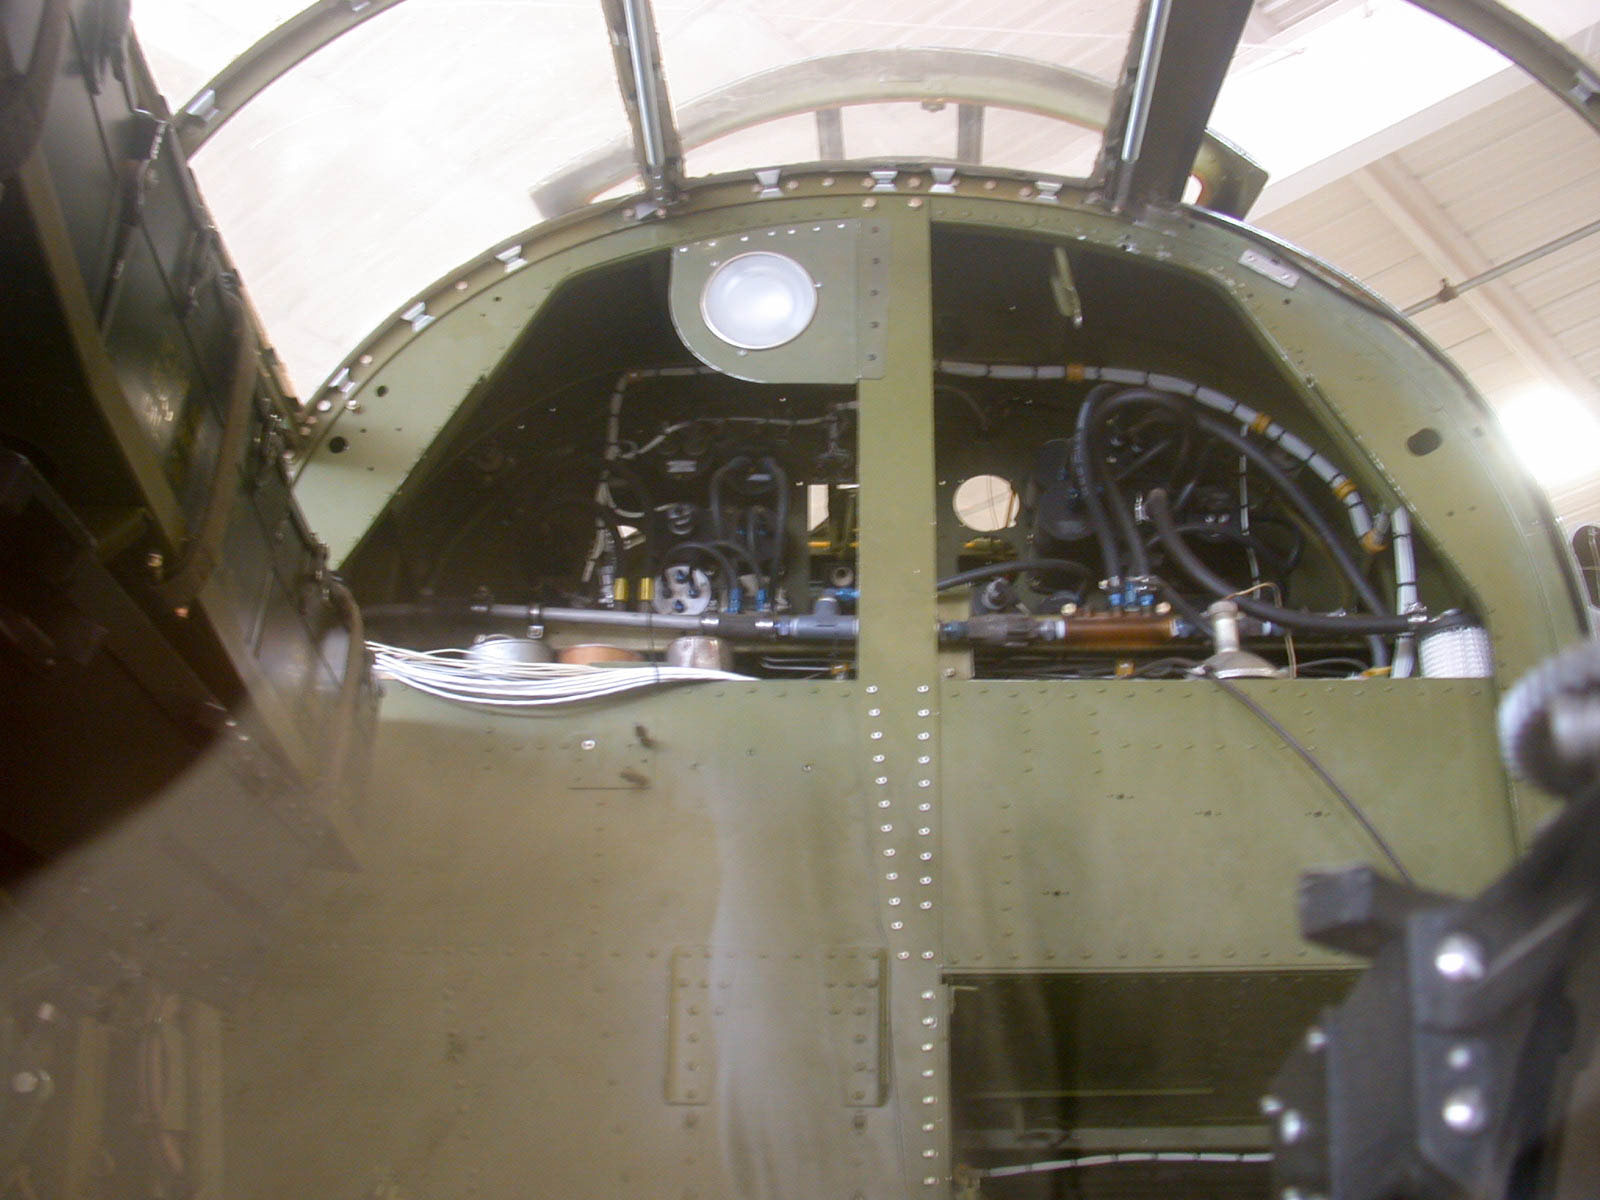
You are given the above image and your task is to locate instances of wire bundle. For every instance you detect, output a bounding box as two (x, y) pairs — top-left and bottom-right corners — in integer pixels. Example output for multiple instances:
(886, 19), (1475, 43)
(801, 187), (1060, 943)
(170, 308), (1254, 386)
(368, 642), (750, 708)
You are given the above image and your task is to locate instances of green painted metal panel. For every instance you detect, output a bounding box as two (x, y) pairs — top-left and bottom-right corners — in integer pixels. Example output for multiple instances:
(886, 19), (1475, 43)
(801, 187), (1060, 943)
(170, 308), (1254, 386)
(941, 679), (1514, 970)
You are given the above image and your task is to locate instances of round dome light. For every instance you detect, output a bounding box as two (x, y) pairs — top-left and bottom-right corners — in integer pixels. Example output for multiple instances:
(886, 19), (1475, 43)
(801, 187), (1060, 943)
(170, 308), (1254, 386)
(699, 251), (818, 350)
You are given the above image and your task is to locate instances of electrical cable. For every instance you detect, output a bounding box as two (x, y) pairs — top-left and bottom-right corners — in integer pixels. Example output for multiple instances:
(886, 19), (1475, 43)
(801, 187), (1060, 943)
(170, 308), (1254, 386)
(1199, 664), (1416, 885)
(369, 642), (750, 708)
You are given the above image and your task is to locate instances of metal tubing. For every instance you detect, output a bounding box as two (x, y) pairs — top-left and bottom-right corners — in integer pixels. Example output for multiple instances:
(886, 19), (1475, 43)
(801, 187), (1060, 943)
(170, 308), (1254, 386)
(1120, 0), (1173, 169)
(620, 0), (667, 177)
(1404, 216), (1600, 316)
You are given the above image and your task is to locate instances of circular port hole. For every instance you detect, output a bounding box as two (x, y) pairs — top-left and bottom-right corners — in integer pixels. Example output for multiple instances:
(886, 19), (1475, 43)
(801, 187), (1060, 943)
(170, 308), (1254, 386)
(952, 474), (1017, 531)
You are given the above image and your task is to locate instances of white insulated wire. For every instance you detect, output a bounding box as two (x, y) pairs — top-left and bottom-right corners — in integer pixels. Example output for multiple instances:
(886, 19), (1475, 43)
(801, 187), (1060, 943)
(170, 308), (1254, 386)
(369, 642), (750, 708)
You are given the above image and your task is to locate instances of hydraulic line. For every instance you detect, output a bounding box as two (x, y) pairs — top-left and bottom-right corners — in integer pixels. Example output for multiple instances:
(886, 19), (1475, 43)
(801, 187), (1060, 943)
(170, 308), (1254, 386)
(1071, 383), (1127, 586)
(760, 455), (790, 602)
(936, 361), (1382, 549)
(708, 454), (753, 539)
(936, 558), (1095, 591)
(1148, 489), (1410, 636)
(1097, 389), (1390, 620)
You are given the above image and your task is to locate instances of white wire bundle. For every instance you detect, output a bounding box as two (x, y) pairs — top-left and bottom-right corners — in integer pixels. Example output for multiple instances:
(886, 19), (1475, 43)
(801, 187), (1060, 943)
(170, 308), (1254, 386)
(368, 642), (751, 708)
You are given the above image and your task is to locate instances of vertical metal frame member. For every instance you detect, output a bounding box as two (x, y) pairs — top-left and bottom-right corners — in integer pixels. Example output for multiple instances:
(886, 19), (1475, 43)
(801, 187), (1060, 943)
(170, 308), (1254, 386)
(600, 0), (684, 210)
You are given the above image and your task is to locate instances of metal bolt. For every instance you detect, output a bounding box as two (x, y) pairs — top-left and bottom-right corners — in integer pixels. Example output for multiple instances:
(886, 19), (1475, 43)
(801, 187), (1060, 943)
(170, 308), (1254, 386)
(1435, 934), (1487, 982)
(1279, 1109), (1306, 1144)
(1442, 1087), (1487, 1134)
(1261, 1094), (1283, 1115)
(12, 1071), (39, 1094)
(581, 738), (597, 750)
(1447, 1044), (1474, 1071)
(1306, 1026), (1327, 1052)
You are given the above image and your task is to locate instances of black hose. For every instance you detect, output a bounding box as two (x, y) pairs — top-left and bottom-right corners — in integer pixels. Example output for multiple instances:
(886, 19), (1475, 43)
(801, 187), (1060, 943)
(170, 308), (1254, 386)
(1100, 390), (1389, 619)
(710, 538), (763, 578)
(709, 455), (753, 539)
(1071, 384), (1125, 585)
(1143, 522), (1297, 578)
(761, 456), (790, 600)
(937, 558), (1095, 591)
(1148, 489), (1410, 635)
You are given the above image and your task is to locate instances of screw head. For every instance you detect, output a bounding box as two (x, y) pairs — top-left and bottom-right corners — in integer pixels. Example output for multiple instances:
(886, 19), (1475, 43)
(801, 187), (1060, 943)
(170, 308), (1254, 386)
(1442, 1087), (1487, 1134)
(1435, 934), (1487, 982)
(1305, 1026), (1328, 1052)
(1279, 1109), (1306, 1144)
(1260, 1094), (1283, 1115)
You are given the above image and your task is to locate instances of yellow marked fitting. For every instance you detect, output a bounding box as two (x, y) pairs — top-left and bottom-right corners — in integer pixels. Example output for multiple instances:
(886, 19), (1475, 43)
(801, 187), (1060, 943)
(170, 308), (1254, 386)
(1066, 363), (1086, 381)
(1333, 479), (1358, 501)
(639, 576), (654, 602)
(1362, 666), (1392, 678)
(1250, 413), (1273, 435)
(1360, 530), (1387, 554)
(614, 579), (629, 604)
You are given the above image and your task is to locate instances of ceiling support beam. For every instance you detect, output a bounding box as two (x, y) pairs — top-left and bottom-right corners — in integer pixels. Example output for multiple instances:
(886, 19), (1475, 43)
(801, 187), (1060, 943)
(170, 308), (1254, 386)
(1354, 156), (1596, 401)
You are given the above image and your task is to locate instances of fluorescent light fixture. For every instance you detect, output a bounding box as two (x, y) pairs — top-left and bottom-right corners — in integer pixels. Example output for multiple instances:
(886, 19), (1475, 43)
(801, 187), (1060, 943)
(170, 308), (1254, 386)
(1495, 387), (1600, 490)
(700, 251), (818, 350)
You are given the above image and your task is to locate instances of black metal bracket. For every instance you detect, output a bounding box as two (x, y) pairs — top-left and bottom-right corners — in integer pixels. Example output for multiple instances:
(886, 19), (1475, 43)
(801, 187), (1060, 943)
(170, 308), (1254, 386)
(1268, 785), (1600, 1199)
